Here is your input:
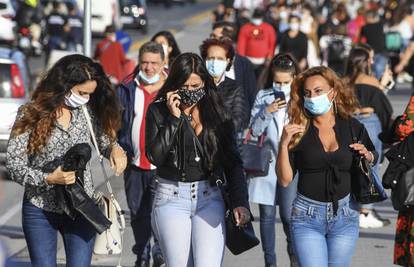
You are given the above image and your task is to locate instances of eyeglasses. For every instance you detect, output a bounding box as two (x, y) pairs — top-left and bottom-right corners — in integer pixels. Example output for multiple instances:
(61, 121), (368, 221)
(273, 56), (294, 68)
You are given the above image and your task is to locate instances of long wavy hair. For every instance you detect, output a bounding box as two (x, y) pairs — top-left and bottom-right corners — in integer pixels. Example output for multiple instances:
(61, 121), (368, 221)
(155, 53), (239, 171)
(344, 47), (371, 86)
(288, 66), (358, 148)
(12, 54), (121, 155)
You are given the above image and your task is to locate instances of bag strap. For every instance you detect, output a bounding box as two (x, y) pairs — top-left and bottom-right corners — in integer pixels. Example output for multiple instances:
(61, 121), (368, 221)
(81, 106), (125, 267)
(81, 105), (114, 196)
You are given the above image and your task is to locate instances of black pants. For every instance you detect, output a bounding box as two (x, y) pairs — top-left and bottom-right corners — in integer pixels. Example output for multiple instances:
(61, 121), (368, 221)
(123, 165), (156, 262)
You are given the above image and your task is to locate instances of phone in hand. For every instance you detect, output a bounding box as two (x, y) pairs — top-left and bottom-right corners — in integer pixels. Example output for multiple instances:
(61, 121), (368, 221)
(273, 90), (286, 102)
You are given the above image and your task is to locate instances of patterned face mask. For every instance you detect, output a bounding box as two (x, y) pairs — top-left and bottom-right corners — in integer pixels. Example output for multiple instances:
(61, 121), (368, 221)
(178, 87), (206, 106)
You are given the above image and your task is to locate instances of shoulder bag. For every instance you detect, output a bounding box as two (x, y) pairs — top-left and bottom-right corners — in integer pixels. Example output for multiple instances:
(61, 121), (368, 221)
(81, 106), (126, 266)
(240, 129), (272, 177)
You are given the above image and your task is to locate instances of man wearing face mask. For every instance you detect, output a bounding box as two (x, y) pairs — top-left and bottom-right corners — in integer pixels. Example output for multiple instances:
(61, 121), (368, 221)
(116, 41), (167, 267)
(237, 8), (277, 78)
(279, 15), (308, 70)
(94, 26), (128, 86)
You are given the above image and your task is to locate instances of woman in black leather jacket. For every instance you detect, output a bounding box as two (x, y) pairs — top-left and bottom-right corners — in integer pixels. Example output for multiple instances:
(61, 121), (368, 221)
(145, 53), (250, 267)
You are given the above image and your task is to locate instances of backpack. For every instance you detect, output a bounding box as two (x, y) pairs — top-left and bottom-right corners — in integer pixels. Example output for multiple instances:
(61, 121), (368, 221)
(327, 37), (346, 63)
(385, 31), (402, 52)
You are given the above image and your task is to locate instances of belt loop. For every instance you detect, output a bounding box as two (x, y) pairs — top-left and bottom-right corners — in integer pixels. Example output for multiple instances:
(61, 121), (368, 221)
(307, 206), (314, 216)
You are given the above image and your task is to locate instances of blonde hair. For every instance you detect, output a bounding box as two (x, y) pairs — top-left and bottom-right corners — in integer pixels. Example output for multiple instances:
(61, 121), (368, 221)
(288, 66), (358, 149)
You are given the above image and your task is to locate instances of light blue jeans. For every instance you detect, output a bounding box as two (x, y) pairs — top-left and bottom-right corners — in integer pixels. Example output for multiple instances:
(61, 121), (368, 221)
(290, 194), (359, 267)
(151, 177), (226, 267)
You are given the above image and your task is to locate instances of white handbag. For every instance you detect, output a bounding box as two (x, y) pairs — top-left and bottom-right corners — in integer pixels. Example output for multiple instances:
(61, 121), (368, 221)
(82, 106), (126, 265)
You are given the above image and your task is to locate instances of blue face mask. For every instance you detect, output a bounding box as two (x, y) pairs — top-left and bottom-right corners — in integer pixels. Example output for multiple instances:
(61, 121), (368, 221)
(138, 70), (160, 85)
(304, 90), (334, 115)
(273, 82), (291, 96)
(206, 59), (227, 78)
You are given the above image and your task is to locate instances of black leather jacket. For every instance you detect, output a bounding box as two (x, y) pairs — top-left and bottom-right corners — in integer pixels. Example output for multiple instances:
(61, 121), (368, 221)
(145, 100), (249, 209)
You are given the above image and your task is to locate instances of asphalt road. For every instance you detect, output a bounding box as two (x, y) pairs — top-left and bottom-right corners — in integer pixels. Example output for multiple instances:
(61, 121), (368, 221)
(1, 2), (413, 266)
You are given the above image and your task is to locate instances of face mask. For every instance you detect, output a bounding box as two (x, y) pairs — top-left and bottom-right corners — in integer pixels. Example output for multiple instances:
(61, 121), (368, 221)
(279, 11), (288, 20)
(251, 18), (263, 26)
(178, 87), (206, 106)
(206, 60), (227, 78)
(273, 82), (291, 96)
(138, 70), (160, 85)
(64, 90), (89, 108)
(161, 44), (169, 57)
(290, 22), (300, 31)
(303, 90), (334, 115)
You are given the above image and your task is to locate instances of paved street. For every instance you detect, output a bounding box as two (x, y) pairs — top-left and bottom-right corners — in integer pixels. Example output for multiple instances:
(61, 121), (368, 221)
(0, 1), (412, 266)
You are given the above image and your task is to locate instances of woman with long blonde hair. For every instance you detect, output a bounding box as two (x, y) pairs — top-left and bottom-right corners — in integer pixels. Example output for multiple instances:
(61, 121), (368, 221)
(276, 66), (377, 267)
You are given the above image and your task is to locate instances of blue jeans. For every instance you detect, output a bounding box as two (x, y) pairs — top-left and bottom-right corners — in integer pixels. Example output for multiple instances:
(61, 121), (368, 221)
(22, 200), (96, 267)
(259, 176), (298, 265)
(290, 194), (359, 267)
(355, 113), (383, 210)
(123, 165), (157, 263)
(373, 53), (388, 80)
(152, 177), (225, 267)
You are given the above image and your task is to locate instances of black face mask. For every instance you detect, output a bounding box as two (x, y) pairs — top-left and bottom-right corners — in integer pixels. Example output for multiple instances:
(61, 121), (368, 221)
(178, 87), (206, 106)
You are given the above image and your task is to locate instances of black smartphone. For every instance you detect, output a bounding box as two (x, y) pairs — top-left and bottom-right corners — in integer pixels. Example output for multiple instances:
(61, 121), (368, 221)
(273, 90), (286, 102)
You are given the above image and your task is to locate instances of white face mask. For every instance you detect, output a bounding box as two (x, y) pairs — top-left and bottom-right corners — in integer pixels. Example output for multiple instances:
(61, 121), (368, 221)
(251, 18), (263, 26)
(290, 22), (300, 31)
(64, 90), (89, 108)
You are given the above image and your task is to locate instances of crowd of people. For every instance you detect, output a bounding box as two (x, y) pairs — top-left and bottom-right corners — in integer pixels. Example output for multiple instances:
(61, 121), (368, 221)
(4, 0), (414, 267)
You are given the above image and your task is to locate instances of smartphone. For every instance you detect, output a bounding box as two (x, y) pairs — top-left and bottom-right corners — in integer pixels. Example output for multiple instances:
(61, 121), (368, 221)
(273, 91), (286, 102)
(385, 79), (395, 91)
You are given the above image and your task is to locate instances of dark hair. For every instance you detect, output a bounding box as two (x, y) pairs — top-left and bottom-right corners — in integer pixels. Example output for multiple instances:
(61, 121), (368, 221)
(151, 31), (181, 65)
(199, 38), (234, 71)
(252, 8), (265, 18)
(259, 53), (300, 90)
(155, 53), (236, 170)
(105, 25), (116, 34)
(344, 47), (371, 85)
(12, 54), (121, 155)
(211, 21), (238, 41)
(289, 14), (301, 22)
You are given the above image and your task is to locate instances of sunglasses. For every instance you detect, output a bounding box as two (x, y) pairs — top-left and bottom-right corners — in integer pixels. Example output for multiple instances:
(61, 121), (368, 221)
(273, 56), (294, 68)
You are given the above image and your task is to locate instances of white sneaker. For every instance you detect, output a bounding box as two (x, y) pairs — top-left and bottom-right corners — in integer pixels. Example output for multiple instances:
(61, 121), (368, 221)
(359, 210), (391, 229)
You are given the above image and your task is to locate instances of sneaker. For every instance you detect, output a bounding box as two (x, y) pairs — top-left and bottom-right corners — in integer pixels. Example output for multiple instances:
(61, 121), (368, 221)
(152, 254), (165, 267)
(359, 210), (391, 229)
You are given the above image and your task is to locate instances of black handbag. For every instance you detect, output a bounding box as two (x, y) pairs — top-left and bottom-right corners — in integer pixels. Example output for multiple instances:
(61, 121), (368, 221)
(182, 115), (260, 255)
(240, 129), (272, 177)
(391, 167), (414, 211)
(216, 178), (260, 255)
(349, 121), (388, 204)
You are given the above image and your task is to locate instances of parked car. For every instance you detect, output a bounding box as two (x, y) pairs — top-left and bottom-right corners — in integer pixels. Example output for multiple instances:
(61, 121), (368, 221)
(119, 0), (148, 33)
(0, 58), (27, 165)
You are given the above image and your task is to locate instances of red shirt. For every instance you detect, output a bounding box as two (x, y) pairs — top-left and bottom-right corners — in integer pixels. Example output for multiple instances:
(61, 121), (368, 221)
(94, 38), (127, 83)
(237, 22), (277, 59)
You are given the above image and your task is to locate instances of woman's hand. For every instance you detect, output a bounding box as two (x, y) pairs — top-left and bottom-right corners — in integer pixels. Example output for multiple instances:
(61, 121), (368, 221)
(266, 98), (287, 113)
(280, 124), (305, 147)
(349, 143), (374, 163)
(166, 91), (181, 118)
(233, 206), (251, 226)
(46, 166), (76, 185)
(110, 146), (127, 176)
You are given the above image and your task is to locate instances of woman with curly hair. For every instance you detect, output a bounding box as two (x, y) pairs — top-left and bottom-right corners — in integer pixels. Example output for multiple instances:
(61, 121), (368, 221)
(6, 54), (127, 267)
(276, 66), (378, 266)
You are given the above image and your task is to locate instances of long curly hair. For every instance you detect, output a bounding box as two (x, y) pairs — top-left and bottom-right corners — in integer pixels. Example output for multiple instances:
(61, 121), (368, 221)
(288, 66), (358, 148)
(12, 54), (121, 155)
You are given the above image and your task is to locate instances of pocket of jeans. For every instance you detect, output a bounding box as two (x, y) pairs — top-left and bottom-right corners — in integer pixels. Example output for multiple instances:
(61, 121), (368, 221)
(290, 206), (308, 221)
(342, 206), (359, 220)
(153, 191), (173, 207)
